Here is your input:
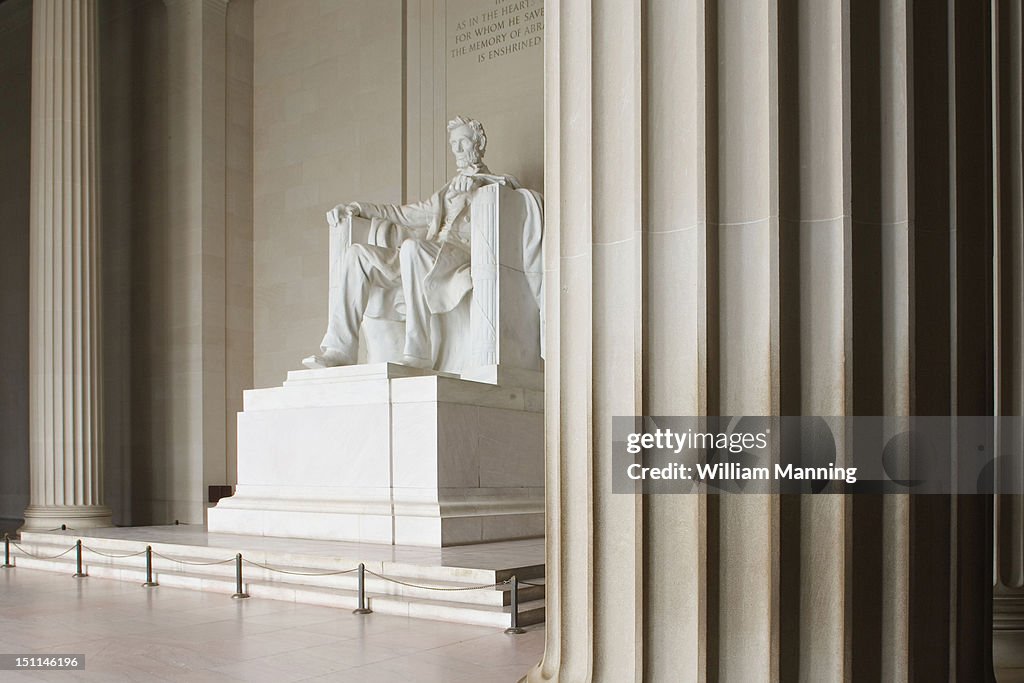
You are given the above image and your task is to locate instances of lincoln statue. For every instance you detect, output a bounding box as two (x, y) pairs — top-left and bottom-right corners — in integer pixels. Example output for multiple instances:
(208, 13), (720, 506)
(302, 115), (534, 370)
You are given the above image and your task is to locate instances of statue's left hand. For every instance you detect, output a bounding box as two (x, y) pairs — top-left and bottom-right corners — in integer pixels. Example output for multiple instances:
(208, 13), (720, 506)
(451, 174), (481, 193)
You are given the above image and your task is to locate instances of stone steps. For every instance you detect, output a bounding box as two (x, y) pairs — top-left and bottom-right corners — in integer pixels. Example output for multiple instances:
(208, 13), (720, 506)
(8, 531), (545, 629)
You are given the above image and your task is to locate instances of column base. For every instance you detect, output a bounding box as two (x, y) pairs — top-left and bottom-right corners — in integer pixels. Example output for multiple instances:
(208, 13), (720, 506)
(20, 505), (113, 532)
(994, 594), (1024, 669)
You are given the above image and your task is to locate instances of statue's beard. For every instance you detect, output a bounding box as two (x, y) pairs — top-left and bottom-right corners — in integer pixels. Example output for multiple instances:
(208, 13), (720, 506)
(455, 151), (482, 171)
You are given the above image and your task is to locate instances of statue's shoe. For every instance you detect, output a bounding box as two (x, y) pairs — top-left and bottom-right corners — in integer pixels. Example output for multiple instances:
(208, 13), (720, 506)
(400, 354), (434, 370)
(302, 349), (352, 369)
(301, 355), (329, 369)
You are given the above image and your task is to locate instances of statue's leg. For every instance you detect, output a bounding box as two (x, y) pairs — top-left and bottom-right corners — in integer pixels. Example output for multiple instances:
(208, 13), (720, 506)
(313, 244), (400, 367)
(398, 239), (443, 366)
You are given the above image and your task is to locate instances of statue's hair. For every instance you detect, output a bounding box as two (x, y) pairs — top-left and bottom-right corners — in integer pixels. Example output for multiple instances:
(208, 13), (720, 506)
(447, 115), (487, 155)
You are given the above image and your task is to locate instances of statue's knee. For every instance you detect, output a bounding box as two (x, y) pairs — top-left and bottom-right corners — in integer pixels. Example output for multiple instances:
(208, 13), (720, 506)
(345, 243), (369, 265)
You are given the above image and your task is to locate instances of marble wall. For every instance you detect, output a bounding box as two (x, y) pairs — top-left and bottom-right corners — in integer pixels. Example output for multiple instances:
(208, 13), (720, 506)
(252, 0), (403, 388)
(0, 0), (31, 523)
(405, 0), (545, 199)
(225, 0), (255, 502)
(98, 0), (254, 525)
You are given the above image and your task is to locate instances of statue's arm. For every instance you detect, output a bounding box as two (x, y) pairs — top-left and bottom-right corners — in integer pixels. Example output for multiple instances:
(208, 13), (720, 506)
(351, 196), (438, 231)
(325, 199), (432, 228)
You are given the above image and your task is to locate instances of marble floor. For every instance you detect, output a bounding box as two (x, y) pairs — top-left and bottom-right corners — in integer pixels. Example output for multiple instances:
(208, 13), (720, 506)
(6, 553), (1024, 681)
(0, 566), (543, 682)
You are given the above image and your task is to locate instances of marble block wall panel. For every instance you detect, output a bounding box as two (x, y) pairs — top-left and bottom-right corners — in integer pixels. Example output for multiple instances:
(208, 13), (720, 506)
(235, 404), (392, 487)
(394, 513), (545, 547)
(242, 378), (393, 411)
(391, 401), (441, 489)
(390, 375), (544, 546)
(469, 405), (544, 488)
(212, 369), (543, 546)
(391, 380), (544, 491)
(389, 402), (545, 490)
(208, 504), (395, 543)
(392, 374), (539, 411)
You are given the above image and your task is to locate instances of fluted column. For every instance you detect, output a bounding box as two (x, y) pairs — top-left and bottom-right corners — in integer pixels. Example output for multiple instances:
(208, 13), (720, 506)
(22, 0), (111, 531)
(993, 0), (1024, 670)
(525, 0), (997, 680)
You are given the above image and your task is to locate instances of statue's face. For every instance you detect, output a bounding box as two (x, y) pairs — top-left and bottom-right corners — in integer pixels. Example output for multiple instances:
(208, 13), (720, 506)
(449, 124), (481, 169)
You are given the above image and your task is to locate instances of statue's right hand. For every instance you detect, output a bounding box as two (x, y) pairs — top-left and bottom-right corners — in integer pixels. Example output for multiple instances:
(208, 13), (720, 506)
(326, 203), (360, 227)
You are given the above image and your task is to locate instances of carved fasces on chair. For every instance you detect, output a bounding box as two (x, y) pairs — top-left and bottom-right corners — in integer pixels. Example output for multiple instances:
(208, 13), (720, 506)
(327, 215), (369, 329)
(463, 183), (544, 384)
(326, 214), (368, 356)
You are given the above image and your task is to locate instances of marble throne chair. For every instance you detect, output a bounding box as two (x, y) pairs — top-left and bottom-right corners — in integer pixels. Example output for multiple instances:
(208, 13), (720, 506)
(335, 182), (544, 388)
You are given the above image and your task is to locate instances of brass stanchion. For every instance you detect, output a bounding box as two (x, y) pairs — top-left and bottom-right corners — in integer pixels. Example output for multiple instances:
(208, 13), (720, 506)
(72, 540), (87, 578)
(352, 563), (372, 614)
(504, 575), (525, 634)
(231, 553), (249, 599)
(2, 533), (12, 568)
(141, 546), (158, 587)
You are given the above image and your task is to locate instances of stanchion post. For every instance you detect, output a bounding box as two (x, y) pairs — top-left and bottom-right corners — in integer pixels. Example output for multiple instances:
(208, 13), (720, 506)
(352, 562), (372, 614)
(231, 553), (249, 599)
(504, 575), (526, 634)
(142, 546), (158, 587)
(2, 533), (12, 568)
(72, 540), (87, 578)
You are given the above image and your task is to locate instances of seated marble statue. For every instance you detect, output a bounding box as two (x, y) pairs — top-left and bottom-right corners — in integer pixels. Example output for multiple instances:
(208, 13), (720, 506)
(303, 116), (543, 373)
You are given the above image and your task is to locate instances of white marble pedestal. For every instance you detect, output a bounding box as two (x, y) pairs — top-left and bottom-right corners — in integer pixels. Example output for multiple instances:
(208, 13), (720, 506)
(207, 363), (544, 547)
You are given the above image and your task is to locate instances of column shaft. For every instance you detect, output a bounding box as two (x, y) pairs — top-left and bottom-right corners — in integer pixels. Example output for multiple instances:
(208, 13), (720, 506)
(23, 0), (111, 530)
(993, 0), (1024, 669)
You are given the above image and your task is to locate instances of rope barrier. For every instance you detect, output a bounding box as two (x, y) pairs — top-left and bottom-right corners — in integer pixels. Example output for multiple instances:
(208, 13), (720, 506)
(150, 551), (236, 566)
(365, 569), (509, 592)
(241, 559), (359, 577)
(9, 541), (76, 561)
(81, 545), (148, 559)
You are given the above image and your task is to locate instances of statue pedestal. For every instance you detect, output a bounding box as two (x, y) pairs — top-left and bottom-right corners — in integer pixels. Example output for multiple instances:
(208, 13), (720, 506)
(207, 363), (544, 547)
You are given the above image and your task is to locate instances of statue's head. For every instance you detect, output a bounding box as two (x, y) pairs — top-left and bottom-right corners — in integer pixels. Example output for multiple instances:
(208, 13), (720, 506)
(447, 115), (486, 170)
